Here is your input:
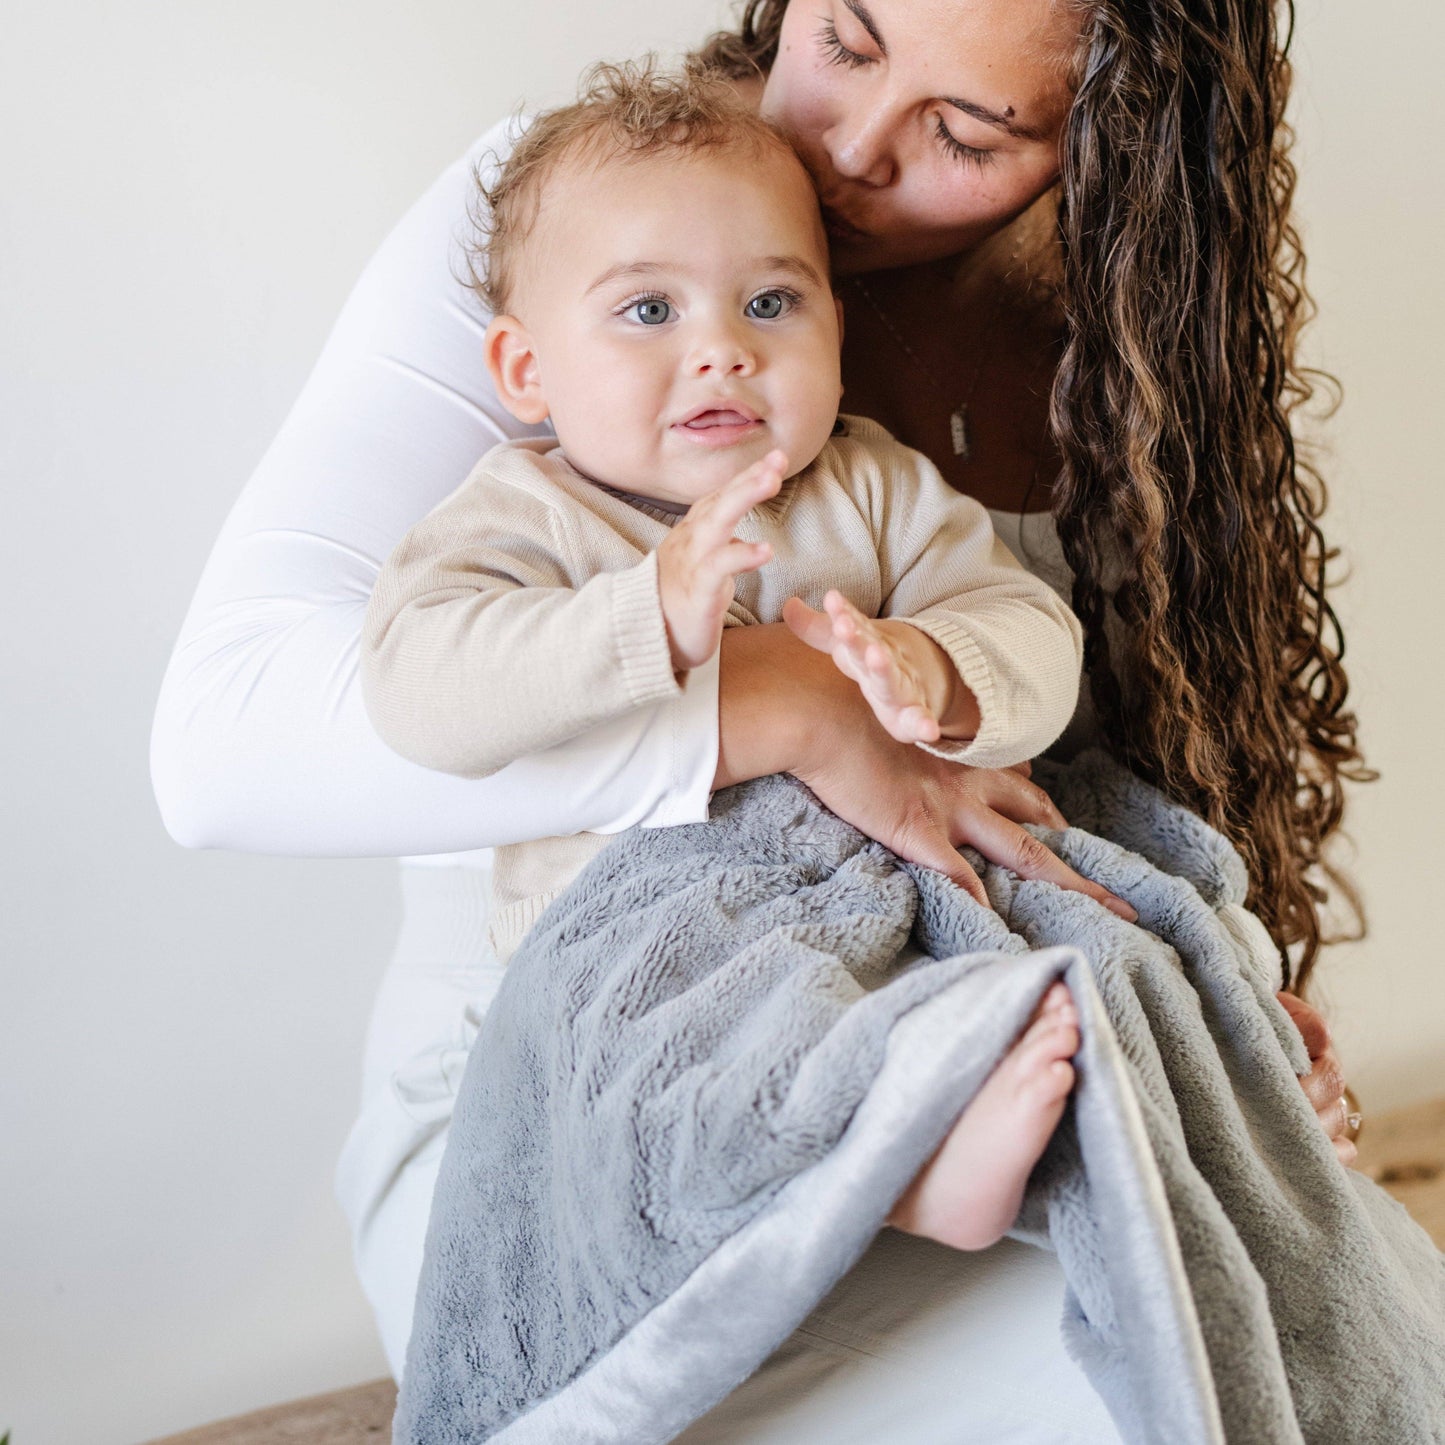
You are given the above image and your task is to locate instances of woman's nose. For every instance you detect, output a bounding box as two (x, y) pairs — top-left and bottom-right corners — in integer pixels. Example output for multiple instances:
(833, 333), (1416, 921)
(824, 107), (898, 188)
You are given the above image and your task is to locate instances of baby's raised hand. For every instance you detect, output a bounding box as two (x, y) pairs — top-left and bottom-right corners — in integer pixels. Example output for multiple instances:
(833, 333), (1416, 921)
(657, 450), (785, 672)
(782, 590), (955, 745)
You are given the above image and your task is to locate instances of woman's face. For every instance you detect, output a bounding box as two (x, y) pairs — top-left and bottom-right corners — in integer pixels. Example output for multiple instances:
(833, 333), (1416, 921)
(760, 0), (1083, 274)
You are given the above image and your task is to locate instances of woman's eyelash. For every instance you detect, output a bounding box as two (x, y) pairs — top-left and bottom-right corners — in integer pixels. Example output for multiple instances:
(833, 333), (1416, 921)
(813, 21), (995, 172)
(815, 18), (873, 69)
(934, 116), (995, 170)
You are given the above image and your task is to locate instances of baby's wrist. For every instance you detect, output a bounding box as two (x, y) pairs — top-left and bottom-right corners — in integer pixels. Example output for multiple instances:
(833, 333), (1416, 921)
(878, 622), (962, 731)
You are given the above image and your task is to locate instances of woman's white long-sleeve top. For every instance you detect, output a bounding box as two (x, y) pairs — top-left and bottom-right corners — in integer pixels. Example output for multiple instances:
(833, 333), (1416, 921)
(149, 117), (719, 859)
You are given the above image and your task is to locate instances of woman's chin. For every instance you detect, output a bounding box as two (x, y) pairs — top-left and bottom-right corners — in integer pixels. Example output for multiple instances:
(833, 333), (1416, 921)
(829, 227), (995, 278)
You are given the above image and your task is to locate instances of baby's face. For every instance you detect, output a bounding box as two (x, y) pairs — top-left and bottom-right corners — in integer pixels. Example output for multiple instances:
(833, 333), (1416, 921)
(500, 142), (843, 505)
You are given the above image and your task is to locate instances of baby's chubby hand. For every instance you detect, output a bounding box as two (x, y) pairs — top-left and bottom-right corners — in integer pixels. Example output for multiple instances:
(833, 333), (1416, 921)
(657, 450), (786, 672)
(782, 590), (961, 746)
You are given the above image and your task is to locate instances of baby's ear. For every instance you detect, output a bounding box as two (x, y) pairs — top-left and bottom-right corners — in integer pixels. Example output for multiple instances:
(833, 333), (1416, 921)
(484, 315), (549, 424)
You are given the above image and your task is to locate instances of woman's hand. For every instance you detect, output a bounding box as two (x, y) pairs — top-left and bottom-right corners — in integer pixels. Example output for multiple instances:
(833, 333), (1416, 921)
(716, 624), (1136, 919)
(1277, 991), (1359, 1167)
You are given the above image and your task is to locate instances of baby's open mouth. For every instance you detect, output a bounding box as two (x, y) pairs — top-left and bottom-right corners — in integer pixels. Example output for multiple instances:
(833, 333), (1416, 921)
(674, 407), (764, 447)
(683, 409), (757, 429)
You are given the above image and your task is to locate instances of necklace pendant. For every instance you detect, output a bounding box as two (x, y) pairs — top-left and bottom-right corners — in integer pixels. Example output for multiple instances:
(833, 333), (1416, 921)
(949, 404), (971, 460)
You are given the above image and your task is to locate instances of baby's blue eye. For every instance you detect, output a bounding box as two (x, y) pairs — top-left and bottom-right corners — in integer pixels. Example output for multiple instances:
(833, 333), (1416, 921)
(747, 291), (788, 320)
(631, 298), (673, 325)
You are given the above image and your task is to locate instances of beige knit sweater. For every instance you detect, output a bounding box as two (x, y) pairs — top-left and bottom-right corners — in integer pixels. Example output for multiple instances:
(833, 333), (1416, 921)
(362, 415), (1083, 960)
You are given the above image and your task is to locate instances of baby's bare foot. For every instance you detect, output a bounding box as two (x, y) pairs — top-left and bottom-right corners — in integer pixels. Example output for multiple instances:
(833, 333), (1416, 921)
(890, 982), (1079, 1251)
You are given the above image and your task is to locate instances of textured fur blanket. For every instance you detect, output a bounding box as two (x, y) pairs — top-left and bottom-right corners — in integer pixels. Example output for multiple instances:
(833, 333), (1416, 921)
(394, 753), (1445, 1444)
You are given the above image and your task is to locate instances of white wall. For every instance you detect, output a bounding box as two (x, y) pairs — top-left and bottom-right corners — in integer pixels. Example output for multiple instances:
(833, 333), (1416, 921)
(1289, 8), (1445, 1096)
(0, 2), (1439, 1442)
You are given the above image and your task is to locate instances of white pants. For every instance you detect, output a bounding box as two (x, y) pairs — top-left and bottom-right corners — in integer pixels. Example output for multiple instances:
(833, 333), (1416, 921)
(335, 864), (1123, 1443)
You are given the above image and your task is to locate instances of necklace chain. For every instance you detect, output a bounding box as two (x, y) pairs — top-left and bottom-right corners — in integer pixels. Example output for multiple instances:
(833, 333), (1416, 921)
(848, 253), (1016, 461)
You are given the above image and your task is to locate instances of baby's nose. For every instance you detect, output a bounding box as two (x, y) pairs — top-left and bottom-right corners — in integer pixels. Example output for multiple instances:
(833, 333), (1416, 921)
(691, 326), (757, 376)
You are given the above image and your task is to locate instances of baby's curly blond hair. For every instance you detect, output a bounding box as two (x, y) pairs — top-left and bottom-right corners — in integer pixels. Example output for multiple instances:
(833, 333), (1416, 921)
(468, 57), (800, 316)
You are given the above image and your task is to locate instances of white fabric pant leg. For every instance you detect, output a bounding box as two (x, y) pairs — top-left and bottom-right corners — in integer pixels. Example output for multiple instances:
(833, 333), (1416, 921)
(335, 864), (1123, 1441)
(676, 1229), (1123, 1444)
(335, 861), (504, 1380)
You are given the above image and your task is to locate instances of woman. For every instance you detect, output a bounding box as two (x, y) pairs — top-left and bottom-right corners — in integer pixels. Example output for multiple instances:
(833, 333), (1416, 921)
(150, 0), (1364, 1436)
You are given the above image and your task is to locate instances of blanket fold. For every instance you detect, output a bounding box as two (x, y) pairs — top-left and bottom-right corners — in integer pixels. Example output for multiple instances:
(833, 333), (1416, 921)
(396, 752), (1445, 1444)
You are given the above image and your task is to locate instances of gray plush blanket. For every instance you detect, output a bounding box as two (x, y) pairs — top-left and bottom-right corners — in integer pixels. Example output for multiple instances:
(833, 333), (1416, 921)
(394, 752), (1445, 1444)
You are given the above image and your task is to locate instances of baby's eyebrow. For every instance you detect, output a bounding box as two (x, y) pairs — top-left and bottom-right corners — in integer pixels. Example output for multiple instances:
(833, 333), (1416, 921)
(759, 254), (830, 289)
(585, 255), (828, 295)
(585, 261), (669, 295)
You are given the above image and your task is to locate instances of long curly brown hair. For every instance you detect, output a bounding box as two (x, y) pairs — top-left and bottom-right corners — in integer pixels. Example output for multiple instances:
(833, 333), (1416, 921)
(697, 0), (1372, 995)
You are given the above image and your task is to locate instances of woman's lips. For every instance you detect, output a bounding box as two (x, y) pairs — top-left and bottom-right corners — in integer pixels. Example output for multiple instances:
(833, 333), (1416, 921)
(674, 409), (764, 447)
(820, 205), (867, 242)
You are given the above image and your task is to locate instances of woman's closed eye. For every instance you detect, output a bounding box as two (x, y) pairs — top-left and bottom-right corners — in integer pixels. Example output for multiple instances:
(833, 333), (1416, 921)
(814, 17), (998, 172)
(933, 116), (996, 170)
(815, 17), (874, 70)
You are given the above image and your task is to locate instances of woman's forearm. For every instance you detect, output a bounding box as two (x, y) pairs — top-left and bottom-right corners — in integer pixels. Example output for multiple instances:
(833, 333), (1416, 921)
(152, 597), (720, 855)
(714, 623), (861, 789)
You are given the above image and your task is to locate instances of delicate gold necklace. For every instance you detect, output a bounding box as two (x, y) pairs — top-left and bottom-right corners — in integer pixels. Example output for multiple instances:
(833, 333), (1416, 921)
(848, 261), (1014, 461)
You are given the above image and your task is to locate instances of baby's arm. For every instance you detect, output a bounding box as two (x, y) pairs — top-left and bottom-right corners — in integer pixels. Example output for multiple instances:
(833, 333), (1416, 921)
(363, 460), (673, 779)
(787, 427), (1083, 770)
(363, 451), (784, 779)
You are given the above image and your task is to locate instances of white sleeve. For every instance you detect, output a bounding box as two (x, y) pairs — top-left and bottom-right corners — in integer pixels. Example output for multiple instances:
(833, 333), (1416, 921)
(150, 119), (718, 857)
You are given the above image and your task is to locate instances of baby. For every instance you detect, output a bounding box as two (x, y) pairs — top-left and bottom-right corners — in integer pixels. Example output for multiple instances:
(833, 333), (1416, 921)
(363, 61), (1089, 1248)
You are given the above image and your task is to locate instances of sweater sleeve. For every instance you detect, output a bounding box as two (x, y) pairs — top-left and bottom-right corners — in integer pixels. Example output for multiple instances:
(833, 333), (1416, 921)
(362, 457), (683, 779)
(149, 119), (719, 857)
(858, 427), (1083, 769)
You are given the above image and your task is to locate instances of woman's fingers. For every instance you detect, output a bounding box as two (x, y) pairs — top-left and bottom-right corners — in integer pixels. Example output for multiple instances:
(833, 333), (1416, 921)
(1298, 1046), (1347, 1119)
(975, 765), (1068, 830)
(888, 817), (989, 906)
(1276, 990), (1331, 1060)
(955, 803), (1137, 921)
(1277, 991), (1356, 1155)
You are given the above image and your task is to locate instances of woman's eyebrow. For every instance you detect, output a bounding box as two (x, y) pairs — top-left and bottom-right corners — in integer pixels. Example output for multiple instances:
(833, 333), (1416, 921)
(845, 0), (1043, 141)
(843, 0), (887, 55)
(943, 97), (1045, 142)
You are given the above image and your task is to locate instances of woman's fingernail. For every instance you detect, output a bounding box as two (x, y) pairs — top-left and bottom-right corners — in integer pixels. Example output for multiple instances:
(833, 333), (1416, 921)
(1106, 896), (1138, 922)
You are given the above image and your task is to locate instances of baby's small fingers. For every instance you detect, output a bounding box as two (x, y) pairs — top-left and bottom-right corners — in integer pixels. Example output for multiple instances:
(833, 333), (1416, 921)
(823, 589), (875, 638)
(830, 607), (860, 647)
(688, 452), (786, 547)
(901, 706), (941, 744)
(782, 596), (834, 653)
(703, 539), (771, 580)
(864, 639), (898, 675)
(862, 642), (922, 710)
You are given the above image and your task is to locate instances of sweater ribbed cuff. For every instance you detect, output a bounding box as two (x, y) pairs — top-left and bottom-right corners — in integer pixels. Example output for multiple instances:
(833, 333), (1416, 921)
(488, 889), (563, 967)
(894, 614), (1010, 769)
(611, 552), (683, 708)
